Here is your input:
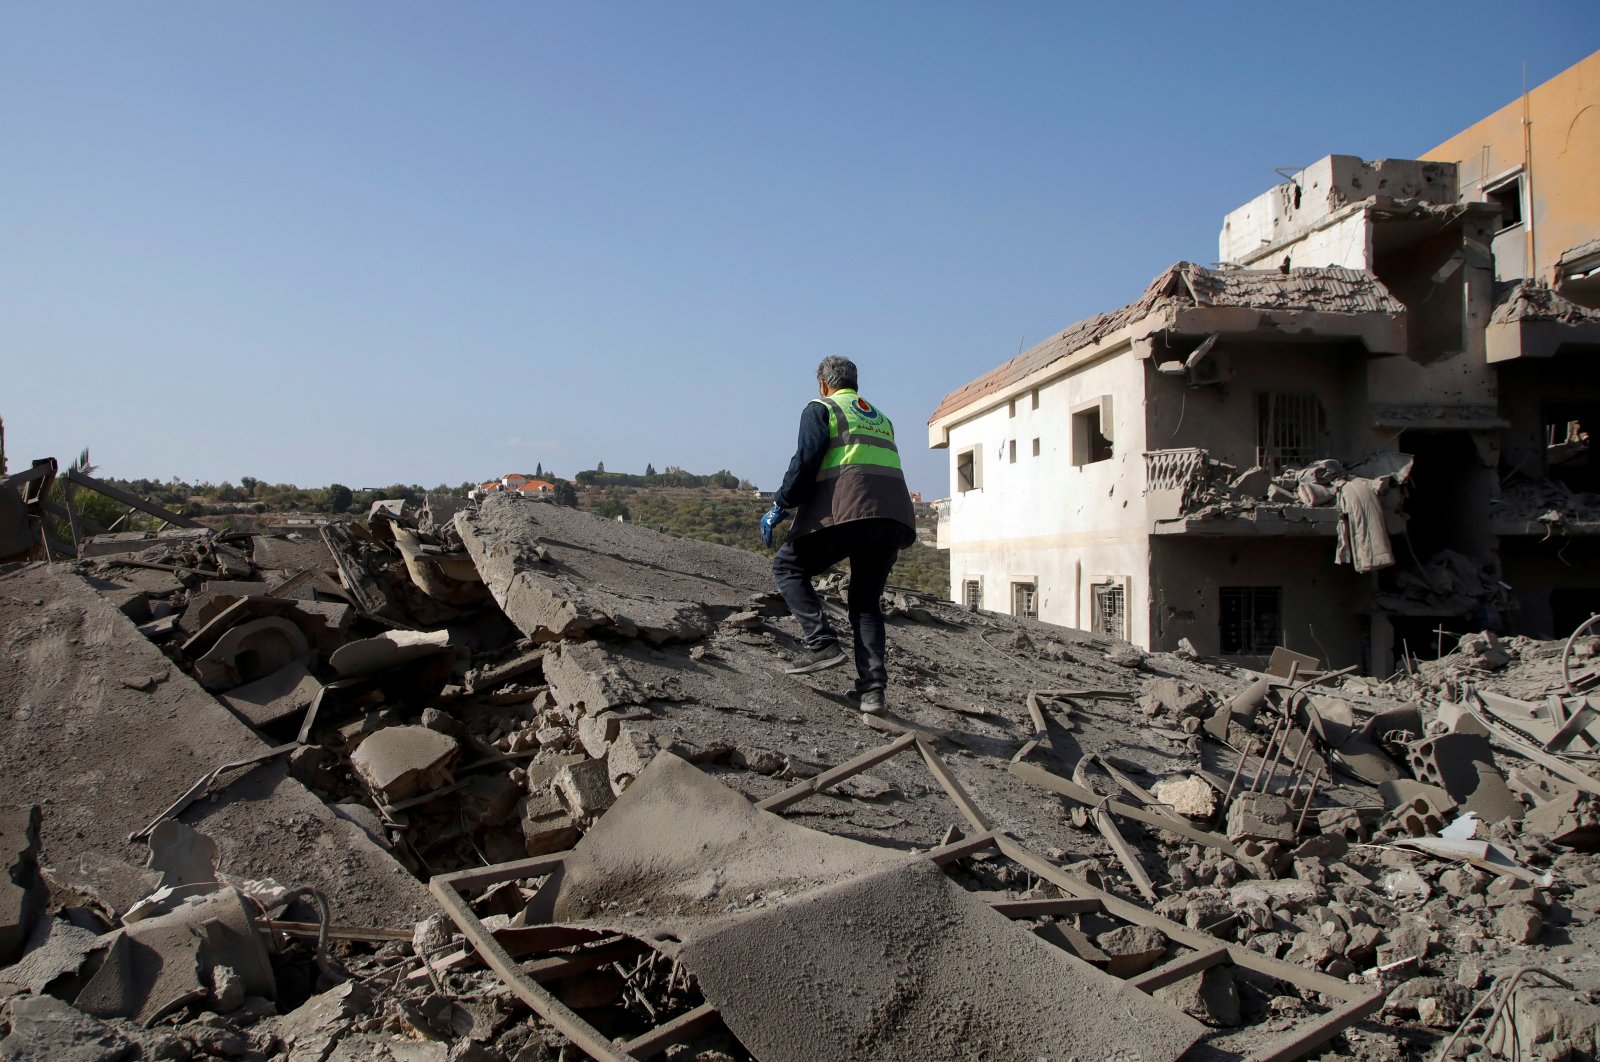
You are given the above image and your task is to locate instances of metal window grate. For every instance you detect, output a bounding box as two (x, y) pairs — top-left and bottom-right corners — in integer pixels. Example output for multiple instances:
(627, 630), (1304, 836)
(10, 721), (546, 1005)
(1220, 587), (1282, 654)
(1256, 393), (1324, 472)
(1012, 583), (1037, 620)
(963, 580), (982, 610)
(1091, 583), (1124, 639)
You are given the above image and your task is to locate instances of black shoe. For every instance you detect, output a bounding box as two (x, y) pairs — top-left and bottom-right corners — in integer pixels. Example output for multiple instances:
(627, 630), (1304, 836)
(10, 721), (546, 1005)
(785, 642), (847, 675)
(859, 689), (886, 715)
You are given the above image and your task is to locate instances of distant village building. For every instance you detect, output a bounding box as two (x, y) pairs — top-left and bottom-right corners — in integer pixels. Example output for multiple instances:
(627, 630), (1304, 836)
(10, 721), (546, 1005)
(471, 474), (555, 500)
(931, 50), (1600, 675)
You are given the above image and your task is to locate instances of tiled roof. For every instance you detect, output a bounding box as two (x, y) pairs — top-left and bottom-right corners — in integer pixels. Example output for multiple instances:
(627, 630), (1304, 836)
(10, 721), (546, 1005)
(1491, 280), (1600, 326)
(930, 262), (1403, 423)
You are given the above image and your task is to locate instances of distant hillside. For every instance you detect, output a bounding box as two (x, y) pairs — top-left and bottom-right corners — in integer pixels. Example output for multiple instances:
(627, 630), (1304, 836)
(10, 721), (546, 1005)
(577, 485), (949, 597)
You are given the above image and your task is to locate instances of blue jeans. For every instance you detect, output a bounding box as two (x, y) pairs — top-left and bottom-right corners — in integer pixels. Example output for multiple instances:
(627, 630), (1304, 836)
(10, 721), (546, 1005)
(771, 519), (903, 693)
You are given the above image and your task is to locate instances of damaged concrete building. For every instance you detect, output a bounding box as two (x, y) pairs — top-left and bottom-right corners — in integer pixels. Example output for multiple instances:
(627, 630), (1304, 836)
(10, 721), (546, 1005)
(932, 49), (1600, 674)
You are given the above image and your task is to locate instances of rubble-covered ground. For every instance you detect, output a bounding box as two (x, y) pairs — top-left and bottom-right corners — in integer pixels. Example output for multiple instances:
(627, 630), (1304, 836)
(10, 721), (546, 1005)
(6, 489), (1600, 1060)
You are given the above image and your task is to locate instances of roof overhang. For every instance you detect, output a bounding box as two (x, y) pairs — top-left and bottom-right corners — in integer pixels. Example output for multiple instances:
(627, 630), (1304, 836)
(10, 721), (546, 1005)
(1486, 317), (1600, 363)
(928, 303), (1406, 449)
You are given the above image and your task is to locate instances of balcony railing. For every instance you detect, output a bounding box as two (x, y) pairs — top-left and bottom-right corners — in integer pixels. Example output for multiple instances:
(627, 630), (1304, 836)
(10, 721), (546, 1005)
(1145, 448), (1210, 493)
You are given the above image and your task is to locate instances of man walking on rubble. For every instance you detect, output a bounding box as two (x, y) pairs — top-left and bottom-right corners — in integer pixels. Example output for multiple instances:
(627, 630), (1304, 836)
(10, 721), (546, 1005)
(759, 356), (917, 715)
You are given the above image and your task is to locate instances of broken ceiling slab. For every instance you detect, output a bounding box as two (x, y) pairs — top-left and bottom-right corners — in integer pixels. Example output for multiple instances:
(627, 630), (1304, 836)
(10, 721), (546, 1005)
(77, 529), (212, 560)
(456, 494), (770, 644)
(219, 659), (322, 729)
(1486, 280), (1600, 362)
(529, 753), (1205, 1061)
(249, 534), (336, 573)
(0, 566), (432, 926)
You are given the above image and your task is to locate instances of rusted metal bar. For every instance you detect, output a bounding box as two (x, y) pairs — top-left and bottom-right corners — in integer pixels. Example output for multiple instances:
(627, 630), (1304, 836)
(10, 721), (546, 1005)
(1249, 714), (1288, 794)
(623, 1002), (721, 1059)
(63, 468), (203, 529)
(1011, 761), (1240, 857)
(926, 831), (999, 864)
(1126, 946), (1230, 993)
(262, 920), (413, 942)
(1073, 756), (1157, 903)
(1025, 691), (1049, 737)
(130, 741), (299, 842)
(915, 737), (991, 833)
(994, 836), (1369, 1003)
(757, 733), (917, 812)
(990, 897), (1101, 918)
(428, 878), (632, 1062)
(1246, 990), (1386, 1062)
(433, 852), (570, 896)
(1295, 767), (1324, 835)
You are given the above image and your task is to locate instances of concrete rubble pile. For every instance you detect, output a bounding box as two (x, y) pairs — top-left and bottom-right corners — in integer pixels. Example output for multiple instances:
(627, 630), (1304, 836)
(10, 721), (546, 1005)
(7, 486), (1600, 1059)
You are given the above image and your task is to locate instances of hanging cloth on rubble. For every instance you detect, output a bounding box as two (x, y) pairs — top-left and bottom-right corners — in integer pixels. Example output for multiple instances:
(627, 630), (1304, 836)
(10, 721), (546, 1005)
(1335, 478), (1395, 573)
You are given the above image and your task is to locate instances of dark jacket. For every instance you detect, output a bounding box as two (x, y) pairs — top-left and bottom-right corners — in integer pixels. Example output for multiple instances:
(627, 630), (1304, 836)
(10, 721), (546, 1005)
(776, 394), (916, 547)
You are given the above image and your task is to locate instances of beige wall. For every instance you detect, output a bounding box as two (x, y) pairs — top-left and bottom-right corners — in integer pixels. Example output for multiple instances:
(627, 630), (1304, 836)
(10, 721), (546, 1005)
(941, 347), (1154, 643)
(1423, 50), (1600, 282)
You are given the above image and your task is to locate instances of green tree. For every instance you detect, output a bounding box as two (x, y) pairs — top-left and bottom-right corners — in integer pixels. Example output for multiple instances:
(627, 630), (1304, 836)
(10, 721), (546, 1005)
(328, 483), (353, 513)
(553, 482), (578, 507)
(645, 463), (657, 477)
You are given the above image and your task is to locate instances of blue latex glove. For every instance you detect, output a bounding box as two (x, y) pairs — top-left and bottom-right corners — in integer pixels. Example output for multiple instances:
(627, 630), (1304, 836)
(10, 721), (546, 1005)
(759, 503), (790, 547)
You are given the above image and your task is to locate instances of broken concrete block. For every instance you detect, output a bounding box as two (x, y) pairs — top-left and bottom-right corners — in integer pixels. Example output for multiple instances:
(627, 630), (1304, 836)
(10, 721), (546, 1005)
(330, 629), (453, 679)
(351, 726), (460, 803)
(608, 727), (661, 796)
(0, 806), (46, 967)
(1525, 790), (1600, 849)
(219, 658), (321, 728)
(1406, 733), (1520, 823)
(460, 774), (522, 829)
(542, 641), (652, 715)
(1385, 976), (1473, 1028)
(145, 819), (219, 892)
(0, 915), (104, 995)
(1141, 678), (1208, 719)
(75, 890), (273, 1026)
(1495, 902), (1544, 944)
(577, 711), (620, 759)
(554, 759), (616, 822)
(1094, 925), (1167, 977)
(1225, 793), (1295, 843)
(1151, 775), (1216, 819)
(1154, 966), (1240, 1027)
(0, 993), (134, 1061)
(522, 792), (580, 856)
(272, 981), (375, 1059)
(1229, 466), (1271, 498)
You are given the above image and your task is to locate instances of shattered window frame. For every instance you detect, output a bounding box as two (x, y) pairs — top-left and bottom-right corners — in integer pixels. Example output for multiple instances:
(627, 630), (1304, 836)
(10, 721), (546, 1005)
(1219, 586), (1282, 654)
(963, 578), (982, 610)
(1071, 402), (1114, 467)
(957, 448), (980, 492)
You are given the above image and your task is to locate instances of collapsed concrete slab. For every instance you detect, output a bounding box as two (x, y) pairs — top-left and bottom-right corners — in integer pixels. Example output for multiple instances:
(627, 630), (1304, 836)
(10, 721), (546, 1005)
(0, 806), (45, 967)
(0, 566), (431, 924)
(456, 494), (771, 644)
(351, 726), (460, 803)
(528, 753), (1206, 1061)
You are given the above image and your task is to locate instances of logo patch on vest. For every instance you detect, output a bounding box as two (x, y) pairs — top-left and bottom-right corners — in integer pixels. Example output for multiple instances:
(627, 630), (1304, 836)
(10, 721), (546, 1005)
(852, 398), (883, 422)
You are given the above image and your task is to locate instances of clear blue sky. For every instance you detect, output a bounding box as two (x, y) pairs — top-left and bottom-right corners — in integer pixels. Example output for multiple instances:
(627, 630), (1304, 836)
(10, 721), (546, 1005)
(3, 4), (1596, 498)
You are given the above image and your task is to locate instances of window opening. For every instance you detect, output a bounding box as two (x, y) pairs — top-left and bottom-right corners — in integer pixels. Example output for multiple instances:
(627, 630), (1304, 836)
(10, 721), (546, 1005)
(1008, 439), (1017, 464)
(1256, 393), (1324, 473)
(1486, 175), (1523, 230)
(963, 579), (982, 610)
(1091, 582), (1125, 639)
(957, 449), (979, 492)
(1072, 403), (1114, 467)
(1031, 389), (1040, 411)
(1032, 437), (1041, 457)
(1012, 582), (1037, 620)
(1220, 587), (1282, 654)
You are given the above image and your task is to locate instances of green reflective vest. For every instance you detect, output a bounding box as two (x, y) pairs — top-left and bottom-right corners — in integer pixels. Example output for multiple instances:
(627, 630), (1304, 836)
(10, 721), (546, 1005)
(790, 388), (916, 544)
(815, 389), (903, 479)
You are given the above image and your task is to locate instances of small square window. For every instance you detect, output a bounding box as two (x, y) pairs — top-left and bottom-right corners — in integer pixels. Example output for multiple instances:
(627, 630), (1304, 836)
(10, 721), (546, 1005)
(1032, 437), (1041, 457)
(957, 448), (980, 492)
(1220, 587), (1282, 654)
(1486, 175), (1523, 230)
(1072, 399), (1114, 467)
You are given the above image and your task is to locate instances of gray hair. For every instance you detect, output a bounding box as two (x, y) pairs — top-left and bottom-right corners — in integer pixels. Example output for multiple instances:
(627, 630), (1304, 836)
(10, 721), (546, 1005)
(817, 356), (858, 390)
